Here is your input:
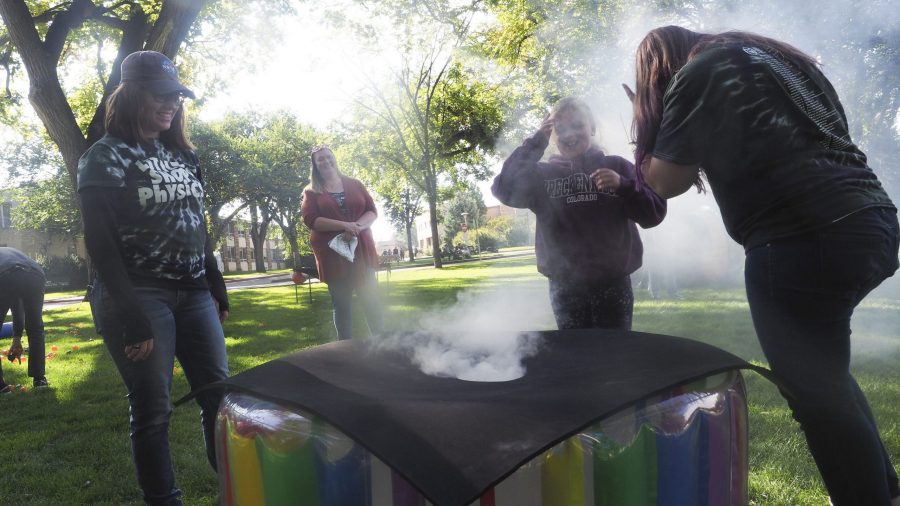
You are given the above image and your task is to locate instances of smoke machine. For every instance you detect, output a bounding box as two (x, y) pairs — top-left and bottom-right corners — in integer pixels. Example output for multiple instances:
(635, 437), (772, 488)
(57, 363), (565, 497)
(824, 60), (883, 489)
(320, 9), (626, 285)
(187, 329), (764, 506)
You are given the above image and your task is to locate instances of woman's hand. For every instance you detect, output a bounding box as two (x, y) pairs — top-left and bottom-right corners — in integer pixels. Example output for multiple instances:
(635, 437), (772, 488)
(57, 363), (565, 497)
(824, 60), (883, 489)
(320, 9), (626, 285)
(124, 339), (154, 362)
(7, 338), (23, 364)
(539, 114), (555, 136)
(342, 221), (362, 239)
(214, 299), (229, 324)
(591, 168), (622, 191)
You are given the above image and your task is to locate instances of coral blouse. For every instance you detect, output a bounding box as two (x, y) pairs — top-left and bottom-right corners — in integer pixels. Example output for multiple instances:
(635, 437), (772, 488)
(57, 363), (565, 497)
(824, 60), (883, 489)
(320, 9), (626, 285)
(301, 176), (379, 284)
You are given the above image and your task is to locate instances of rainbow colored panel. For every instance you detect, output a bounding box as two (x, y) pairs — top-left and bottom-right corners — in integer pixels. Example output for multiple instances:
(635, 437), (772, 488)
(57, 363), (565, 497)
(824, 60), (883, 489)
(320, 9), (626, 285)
(217, 371), (748, 505)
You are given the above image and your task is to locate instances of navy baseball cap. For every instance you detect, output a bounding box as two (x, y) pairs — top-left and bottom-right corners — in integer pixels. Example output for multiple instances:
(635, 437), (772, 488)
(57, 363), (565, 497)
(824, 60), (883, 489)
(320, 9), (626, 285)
(120, 51), (195, 99)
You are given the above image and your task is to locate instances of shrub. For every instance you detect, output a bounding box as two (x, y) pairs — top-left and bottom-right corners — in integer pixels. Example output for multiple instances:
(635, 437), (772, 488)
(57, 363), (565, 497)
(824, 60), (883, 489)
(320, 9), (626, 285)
(40, 254), (88, 290)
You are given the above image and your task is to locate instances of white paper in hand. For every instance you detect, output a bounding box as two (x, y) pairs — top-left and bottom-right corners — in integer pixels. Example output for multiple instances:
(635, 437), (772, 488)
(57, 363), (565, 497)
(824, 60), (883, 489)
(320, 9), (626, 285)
(328, 234), (358, 262)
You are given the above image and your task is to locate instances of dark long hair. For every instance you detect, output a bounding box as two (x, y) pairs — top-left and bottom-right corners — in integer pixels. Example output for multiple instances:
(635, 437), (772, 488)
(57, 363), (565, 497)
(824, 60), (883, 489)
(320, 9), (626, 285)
(104, 82), (194, 150)
(631, 26), (817, 191)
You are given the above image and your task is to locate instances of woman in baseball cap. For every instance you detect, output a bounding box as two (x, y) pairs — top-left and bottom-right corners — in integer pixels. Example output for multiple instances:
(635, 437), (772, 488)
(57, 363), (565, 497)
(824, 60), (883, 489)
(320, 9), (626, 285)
(77, 51), (229, 506)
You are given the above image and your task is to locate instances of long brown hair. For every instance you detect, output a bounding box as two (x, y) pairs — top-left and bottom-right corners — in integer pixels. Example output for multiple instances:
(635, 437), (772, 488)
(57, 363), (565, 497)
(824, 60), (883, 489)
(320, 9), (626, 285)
(631, 26), (817, 191)
(104, 82), (194, 150)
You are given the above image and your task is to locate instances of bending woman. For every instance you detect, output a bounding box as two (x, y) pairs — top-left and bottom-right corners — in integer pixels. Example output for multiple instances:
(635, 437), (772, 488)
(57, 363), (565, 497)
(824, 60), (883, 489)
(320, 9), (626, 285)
(632, 26), (899, 506)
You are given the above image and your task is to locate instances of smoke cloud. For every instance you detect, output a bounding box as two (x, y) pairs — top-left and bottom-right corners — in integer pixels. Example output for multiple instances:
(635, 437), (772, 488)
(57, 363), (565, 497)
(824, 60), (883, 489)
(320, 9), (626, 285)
(371, 282), (553, 381)
(482, 0), (899, 293)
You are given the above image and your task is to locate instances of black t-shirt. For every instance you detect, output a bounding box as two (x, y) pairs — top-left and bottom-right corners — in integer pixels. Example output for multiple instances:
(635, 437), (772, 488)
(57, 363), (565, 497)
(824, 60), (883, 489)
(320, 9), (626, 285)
(653, 44), (894, 249)
(77, 135), (208, 280)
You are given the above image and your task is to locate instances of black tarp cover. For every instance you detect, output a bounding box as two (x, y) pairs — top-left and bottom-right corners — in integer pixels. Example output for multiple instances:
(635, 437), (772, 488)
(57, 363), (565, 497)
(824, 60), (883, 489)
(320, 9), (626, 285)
(180, 329), (769, 506)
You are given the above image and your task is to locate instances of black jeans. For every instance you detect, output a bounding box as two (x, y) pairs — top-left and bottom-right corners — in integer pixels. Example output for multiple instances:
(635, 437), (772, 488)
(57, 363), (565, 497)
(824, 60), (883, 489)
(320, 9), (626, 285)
(0, 265), (46, 381)
(745, 207), (900, 505)
(548, 275), (633, 330)
(327, 268), (383, 340)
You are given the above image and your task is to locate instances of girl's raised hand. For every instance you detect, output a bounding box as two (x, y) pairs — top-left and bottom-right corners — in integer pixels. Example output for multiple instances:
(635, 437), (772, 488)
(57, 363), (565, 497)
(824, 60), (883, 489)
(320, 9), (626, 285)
(591, 168), (622, 191)
(539, 114), (555, 136)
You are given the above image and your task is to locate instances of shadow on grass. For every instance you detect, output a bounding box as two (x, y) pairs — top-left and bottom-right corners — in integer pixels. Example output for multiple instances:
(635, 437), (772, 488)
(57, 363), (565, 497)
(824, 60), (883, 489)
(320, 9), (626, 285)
(3, 262), (896, 506)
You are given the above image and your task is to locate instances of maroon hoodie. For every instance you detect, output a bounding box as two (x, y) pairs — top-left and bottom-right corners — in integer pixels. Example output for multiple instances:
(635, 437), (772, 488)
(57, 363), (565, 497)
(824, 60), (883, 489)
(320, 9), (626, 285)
(492, 130), (666, 281)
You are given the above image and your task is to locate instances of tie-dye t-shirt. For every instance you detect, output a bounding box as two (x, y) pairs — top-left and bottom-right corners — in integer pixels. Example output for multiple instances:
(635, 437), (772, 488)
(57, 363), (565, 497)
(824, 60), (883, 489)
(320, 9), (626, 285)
(77, 135), (207, 280)
(654, 44), (894, 249)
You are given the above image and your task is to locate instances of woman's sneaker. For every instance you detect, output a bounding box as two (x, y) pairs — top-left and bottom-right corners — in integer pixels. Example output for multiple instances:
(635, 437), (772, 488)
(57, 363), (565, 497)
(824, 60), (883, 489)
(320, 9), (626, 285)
(0, 383), (12, 394)
(33, 377), (49, 388)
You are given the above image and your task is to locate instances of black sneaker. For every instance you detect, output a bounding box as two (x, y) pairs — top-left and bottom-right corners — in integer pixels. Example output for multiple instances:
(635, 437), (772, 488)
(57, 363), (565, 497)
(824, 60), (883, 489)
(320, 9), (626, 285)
(0, 383), (12, 394)
(33, 377), (49, 388)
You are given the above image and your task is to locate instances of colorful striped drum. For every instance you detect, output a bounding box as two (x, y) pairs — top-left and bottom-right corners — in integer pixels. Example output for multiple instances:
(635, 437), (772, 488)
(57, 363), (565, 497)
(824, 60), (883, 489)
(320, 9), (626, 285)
(216, 371), (748, 505)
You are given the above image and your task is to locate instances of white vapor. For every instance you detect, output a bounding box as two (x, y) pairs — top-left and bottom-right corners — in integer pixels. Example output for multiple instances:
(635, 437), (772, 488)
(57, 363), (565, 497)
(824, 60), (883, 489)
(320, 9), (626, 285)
(372, 283), (554, 381)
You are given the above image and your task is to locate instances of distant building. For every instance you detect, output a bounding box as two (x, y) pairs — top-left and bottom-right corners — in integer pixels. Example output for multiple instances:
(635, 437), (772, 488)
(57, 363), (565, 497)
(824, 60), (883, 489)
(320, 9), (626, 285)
(414, 215), (444, 255)
(0, 192), (86, 260)
(486, 203), (533, 221)
(219, 220), (285, 273)
(0, 191), (285, 276)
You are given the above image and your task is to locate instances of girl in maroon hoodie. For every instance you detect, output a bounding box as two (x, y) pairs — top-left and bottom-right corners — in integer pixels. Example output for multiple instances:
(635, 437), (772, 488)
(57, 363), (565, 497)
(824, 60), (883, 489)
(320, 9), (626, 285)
(492, 97), (666, 330)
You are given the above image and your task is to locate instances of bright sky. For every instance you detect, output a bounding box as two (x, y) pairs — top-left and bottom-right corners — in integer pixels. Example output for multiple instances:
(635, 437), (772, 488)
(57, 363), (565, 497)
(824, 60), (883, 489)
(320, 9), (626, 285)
(198, 7), (504, 242)
(198, 8), (437, 242)
(199, 13), (380, 129)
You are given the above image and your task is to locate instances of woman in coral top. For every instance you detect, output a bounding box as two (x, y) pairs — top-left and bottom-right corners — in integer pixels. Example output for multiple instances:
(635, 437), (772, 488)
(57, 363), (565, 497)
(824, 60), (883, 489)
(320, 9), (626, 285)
(301, 145), (383, 340)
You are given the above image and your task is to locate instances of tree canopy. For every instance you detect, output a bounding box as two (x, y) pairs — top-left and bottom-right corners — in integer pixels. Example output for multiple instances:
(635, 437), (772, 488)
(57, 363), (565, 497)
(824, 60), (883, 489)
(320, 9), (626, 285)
(1, 0), (896, 272)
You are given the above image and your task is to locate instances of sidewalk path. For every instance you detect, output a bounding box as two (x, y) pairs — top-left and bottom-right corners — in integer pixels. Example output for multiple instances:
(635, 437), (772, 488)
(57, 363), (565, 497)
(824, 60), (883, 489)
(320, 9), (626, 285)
(41, 249), (536, 311)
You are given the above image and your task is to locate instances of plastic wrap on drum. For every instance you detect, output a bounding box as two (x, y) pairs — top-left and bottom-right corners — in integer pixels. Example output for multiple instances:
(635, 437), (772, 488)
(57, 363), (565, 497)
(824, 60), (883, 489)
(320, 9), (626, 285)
(216, 370), (748, 506)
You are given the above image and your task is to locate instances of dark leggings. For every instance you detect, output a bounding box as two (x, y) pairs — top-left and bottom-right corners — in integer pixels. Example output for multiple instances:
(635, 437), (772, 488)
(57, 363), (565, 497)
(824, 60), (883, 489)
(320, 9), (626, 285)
(548, 275), (633, 330)
(0, 265), (46, 381)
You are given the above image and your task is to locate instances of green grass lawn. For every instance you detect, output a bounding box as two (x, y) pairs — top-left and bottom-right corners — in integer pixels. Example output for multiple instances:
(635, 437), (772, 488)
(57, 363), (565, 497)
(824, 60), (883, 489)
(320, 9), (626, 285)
(222, 268), (292, 281)
(1, 254), (897, 505)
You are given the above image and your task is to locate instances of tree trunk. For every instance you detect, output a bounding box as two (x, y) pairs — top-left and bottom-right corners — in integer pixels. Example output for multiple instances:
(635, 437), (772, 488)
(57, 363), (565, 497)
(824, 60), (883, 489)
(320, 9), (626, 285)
(286, 230), (300, 270)
(86, 6), (150, 145)
(0, 0), (209, 189)
(145, 0), (209, 56)
(249, 204), (272, 273)
(405, 222), (415, 262)
(427, 193), (443, 268)
(0, 0), (87, 186)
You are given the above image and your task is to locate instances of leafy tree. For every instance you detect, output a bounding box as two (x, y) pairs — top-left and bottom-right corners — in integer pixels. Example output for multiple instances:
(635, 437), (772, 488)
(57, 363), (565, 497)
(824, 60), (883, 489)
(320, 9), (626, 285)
(383, 186), (425, 261)
(219, 111), (318, 270)
(188, 118), (250, 246)
(0, 0), (294, 186)
(337, 124), (426, 261)
(482, 214), (512, 245)
(353, 54), (506, 266)
(0, 125), (82, 244)
(474, 1), (634, 115)
(321, 0), (507, 267)
(11, 169), (81, 248)
(0, 0), (211, 184)
(440, 184), (486, 252)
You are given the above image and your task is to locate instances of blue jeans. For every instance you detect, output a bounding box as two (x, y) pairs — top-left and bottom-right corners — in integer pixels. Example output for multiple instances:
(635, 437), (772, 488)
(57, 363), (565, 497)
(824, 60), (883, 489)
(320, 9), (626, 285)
(93, 281), (229, 505)
(745, 207), (900, 505)
(548, 275), (634, 330)
(327, 268), (383, 340)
